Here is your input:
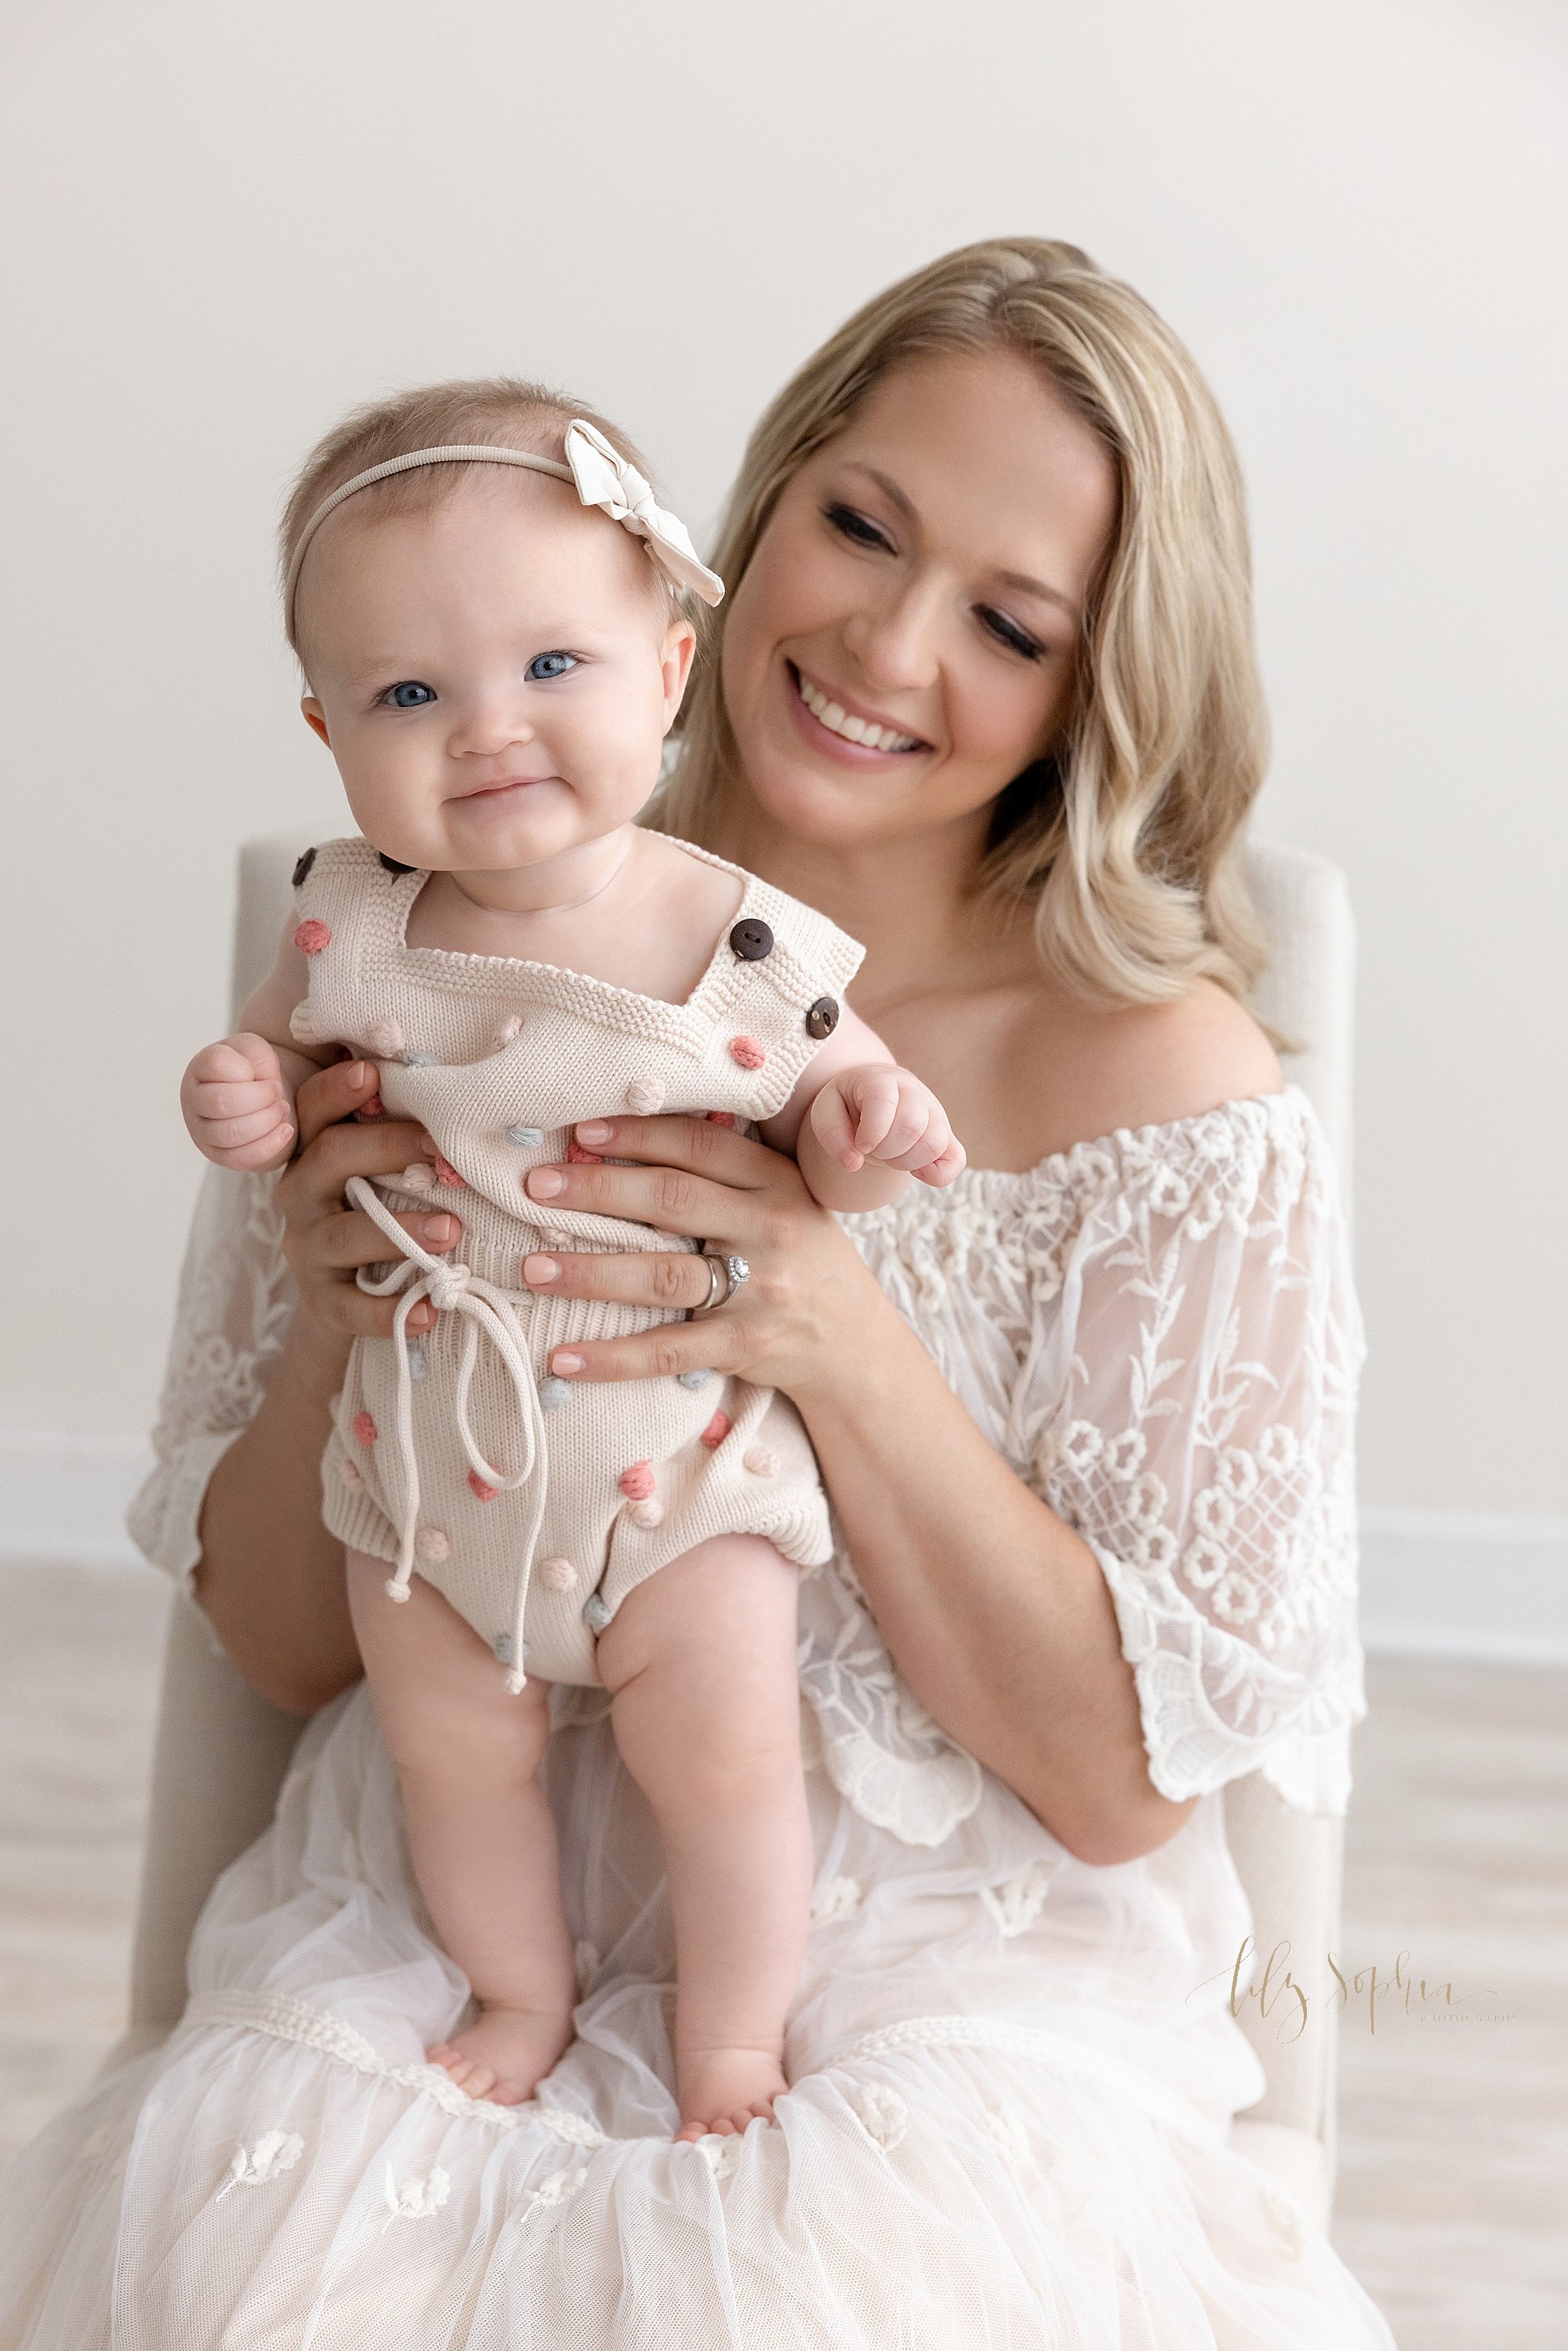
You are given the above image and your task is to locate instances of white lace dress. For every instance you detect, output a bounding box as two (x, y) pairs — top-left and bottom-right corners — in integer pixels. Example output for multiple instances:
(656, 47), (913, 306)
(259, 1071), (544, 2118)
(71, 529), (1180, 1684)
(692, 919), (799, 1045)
(0, 1090), (1396, 2349)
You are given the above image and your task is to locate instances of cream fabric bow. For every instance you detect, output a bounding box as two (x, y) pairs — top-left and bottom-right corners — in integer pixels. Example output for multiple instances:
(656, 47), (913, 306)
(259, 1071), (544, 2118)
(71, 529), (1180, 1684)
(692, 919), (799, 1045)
(564, 419), (725, 607)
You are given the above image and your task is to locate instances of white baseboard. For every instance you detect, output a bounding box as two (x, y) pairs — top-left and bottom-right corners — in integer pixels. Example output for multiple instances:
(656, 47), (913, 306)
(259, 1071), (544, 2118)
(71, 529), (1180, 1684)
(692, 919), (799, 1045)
(1358, 1505), (1568, 1666)
(0, 1431), (153, 1566)
(2, 1433), (1565, 1665)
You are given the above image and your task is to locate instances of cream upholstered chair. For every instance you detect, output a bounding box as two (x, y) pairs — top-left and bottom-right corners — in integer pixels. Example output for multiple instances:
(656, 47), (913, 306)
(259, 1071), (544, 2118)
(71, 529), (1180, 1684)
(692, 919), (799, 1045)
(126, 832), (1356, 2228)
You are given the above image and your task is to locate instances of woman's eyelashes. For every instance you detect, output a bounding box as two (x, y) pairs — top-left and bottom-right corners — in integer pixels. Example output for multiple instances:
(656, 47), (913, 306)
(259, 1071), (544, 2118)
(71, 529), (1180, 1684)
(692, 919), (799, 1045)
(978, 608), (1045, 662)
(822, 502), (1046, 664)
(822, 502), (893, 555)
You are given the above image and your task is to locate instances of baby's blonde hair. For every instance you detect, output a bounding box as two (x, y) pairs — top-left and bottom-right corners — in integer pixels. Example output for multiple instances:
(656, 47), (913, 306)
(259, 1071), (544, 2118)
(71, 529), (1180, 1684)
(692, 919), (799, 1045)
(280, 376), (687, 656)
(652, 238), (1270, 1010)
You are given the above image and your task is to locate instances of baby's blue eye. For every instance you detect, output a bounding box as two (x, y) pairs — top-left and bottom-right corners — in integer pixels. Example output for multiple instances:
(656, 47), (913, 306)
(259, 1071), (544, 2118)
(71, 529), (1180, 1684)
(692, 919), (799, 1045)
(526, 652), (576, 682)
(387, 680), (436, 708)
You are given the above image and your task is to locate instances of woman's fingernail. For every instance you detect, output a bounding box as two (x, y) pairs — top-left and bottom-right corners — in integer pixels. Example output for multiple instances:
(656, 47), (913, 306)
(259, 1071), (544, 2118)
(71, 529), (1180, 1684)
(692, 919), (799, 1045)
(550, 1350), (584, 1376)
(523, 1254), (560, 1285)
(411, 1304), (434, 1329)
(423, 1215), (458, 1244)
(346, 1063), (367, 1086)
(575, 1120), (613, 1147)
(528, 1169), (565, 1199)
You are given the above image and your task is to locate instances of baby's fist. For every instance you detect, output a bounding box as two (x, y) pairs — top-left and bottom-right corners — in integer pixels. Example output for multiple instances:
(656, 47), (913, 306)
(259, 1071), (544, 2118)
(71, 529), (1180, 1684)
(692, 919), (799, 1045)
(181, 1034), (296, 1170)
(809, 1065), (966, 1188)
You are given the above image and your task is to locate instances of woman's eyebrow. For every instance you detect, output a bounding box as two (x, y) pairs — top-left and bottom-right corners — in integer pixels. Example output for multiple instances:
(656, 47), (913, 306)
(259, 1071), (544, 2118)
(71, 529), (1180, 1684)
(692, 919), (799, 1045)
(840, 462), (1080, 622)
(989, 568), (1080, 623)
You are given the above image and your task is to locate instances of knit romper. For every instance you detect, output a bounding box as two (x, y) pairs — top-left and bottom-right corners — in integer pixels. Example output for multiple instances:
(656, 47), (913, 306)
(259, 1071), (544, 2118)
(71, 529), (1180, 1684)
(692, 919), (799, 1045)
(292, 836), (862, 1691)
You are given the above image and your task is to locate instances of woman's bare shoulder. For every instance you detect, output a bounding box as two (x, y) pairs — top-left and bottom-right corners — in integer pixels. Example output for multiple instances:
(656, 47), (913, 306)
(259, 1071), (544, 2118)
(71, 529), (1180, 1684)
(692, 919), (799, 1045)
(1087, 980), (1284, 1131)
(971, 978), (1284, 1169)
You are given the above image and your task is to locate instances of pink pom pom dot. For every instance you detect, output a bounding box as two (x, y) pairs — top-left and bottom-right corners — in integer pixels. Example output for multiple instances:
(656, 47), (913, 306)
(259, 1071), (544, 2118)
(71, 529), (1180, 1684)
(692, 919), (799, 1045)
(728, 1035), (766, 1071)
(566, 1139), (604, 1164)
(352, 1411), (378, 1447)
(618, 1460), (656, 1501)
(706, 1111), (736, 1128)
(743, 1446), (780, 1478)
(337, 1458), (364, 1489)
(415, 1526), (450, 1564)
(430, 1151), (466, 1189)
(539, 1555), (578, 1593)
(700, 1411), (731, 1450)
(627, 1497), (665, 1529)
(356, 1093), (385, 1119)
(293, 919), (331, 956)
(467, 1469), (499, 1503)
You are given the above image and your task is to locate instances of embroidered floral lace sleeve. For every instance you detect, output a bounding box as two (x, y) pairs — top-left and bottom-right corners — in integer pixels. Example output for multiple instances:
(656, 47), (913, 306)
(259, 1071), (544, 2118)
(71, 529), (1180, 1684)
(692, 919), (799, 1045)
(1016, 1094), (1366, 1813)
(125, 1166), (296, 1594)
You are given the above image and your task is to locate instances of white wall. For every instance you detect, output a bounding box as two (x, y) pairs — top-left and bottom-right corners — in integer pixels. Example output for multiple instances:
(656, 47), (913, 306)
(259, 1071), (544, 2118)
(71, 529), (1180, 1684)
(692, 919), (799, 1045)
(2, 0), (1563, 1521)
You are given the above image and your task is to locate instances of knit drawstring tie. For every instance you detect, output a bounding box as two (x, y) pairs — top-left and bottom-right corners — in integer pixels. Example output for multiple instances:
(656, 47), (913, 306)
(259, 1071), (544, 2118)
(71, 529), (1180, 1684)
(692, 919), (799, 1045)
(346, 1176), (548, 1690)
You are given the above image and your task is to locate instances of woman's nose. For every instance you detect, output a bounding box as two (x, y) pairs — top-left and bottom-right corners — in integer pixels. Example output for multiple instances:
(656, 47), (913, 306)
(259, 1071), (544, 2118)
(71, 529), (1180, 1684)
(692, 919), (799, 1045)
(840, 582), (943, 695)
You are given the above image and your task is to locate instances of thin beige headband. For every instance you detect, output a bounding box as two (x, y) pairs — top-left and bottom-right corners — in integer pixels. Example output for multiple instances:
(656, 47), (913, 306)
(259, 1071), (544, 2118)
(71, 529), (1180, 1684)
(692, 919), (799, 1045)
(285, 419), (724, 632)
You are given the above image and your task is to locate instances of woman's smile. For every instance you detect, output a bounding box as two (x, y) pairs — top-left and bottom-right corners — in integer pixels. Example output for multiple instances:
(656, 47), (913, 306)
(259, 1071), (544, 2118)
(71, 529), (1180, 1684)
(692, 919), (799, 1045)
(786, 659), (929, 760)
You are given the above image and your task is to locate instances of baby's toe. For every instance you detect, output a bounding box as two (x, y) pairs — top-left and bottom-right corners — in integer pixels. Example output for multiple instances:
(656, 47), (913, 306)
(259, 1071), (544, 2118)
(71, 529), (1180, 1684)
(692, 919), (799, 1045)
(461, 2065), (498, 2101)
(489, 2077), (526, 2107)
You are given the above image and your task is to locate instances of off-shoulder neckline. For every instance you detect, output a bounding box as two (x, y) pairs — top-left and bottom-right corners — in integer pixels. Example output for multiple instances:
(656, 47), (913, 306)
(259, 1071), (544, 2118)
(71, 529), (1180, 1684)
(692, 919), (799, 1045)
(920, 1084), (1316, 1203)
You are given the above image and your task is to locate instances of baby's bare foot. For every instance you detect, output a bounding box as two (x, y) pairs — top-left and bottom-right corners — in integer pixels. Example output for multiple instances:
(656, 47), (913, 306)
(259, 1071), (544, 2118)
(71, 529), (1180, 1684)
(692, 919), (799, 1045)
(427, 2004), (575, 2107)
(674, 2047), (790, 2142)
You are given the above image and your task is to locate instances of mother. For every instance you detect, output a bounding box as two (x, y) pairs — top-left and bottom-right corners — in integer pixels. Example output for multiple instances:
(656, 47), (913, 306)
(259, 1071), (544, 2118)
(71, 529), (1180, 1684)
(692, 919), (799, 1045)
(5, 239), (1390, 2347)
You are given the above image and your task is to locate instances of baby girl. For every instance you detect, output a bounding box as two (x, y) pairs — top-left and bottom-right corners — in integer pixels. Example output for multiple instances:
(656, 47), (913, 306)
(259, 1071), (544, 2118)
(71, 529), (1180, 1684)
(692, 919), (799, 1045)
(180, 380), (963, 2142)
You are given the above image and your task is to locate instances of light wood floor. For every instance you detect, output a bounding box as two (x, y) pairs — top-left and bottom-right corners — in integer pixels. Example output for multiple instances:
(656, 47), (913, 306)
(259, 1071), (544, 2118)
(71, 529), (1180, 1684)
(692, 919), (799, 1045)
(2, 1558), (1564, 2345)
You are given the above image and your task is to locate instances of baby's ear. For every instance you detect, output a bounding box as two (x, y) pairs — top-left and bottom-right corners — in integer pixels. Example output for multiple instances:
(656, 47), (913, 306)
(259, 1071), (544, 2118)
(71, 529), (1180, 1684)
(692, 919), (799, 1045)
(659, 619), (698, 727)
(300, 695), (331, 748)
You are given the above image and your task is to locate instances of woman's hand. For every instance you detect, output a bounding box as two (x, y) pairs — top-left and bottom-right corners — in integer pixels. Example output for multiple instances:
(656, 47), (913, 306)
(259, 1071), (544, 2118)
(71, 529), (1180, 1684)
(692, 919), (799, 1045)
(515, 1112), (895, 1405)
(277, 1058), (461, 1371)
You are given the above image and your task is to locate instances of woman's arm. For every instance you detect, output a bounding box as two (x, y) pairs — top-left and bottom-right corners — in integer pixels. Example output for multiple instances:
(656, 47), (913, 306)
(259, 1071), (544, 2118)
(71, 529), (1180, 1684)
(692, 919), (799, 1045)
(192, 1060), (462, 1712)
(793, 1293), (1189, 1864)
(517, 1115), (1192, 1863)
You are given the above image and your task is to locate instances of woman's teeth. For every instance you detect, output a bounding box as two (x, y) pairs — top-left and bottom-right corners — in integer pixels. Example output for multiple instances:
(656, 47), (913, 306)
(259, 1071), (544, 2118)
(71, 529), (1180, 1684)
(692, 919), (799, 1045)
(796, 668), (920, 753)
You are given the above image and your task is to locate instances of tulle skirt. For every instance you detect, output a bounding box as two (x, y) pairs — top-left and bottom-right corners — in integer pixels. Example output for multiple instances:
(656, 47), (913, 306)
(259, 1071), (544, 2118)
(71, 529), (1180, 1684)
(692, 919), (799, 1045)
(0, 1685), (1396, 2349)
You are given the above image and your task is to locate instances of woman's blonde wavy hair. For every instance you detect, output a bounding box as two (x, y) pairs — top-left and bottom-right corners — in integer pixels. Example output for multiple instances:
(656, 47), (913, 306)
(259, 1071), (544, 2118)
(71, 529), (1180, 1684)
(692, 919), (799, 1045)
(651, 238), (1269, 1008)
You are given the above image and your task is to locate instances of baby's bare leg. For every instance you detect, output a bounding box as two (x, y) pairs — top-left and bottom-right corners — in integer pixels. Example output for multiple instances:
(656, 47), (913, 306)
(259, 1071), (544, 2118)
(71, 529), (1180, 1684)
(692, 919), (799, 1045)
(347, 1551), (576, 2104)
(594, 1535), (811, 2141)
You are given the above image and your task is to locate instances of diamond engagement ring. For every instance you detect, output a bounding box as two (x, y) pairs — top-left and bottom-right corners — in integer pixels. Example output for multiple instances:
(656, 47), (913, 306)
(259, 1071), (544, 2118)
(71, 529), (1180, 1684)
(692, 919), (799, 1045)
(692, 1251), (750, 1315)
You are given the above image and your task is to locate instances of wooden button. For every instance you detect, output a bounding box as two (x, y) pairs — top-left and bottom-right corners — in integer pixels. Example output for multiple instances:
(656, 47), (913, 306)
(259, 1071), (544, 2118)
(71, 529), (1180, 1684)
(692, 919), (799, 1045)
(806, 996), (840, 1039)
(729, 919), (775, 961)
(291, 846), (316, 889)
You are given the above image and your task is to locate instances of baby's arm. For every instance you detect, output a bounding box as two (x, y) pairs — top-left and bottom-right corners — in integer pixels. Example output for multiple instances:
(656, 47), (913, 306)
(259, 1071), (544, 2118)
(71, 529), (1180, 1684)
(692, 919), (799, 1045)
(180, 917), (331, 1172)
(760, 1006), (965, 1213)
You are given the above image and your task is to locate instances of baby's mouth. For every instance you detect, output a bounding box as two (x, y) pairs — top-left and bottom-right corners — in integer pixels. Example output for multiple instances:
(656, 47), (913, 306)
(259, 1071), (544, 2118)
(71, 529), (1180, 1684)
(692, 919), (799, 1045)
(459, 775), (554, 799)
